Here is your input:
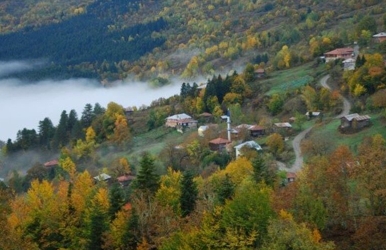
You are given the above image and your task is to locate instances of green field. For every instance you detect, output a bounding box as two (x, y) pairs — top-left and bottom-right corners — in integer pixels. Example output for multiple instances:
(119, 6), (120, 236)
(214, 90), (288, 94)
(262, 62), (326, 96)
(307, 114), (386, 154)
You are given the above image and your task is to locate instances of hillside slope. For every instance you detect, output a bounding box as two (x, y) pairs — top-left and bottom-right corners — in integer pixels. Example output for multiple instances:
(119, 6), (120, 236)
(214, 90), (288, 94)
(0, 0), (385, 81)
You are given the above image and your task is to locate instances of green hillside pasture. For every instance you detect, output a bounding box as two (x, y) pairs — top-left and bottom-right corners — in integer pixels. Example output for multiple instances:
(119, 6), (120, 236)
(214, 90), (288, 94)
(130, 126), (190, 157)
(267, 76), (314, 96)
(308, 114), (386, 154)
(262, 62), (326, 96)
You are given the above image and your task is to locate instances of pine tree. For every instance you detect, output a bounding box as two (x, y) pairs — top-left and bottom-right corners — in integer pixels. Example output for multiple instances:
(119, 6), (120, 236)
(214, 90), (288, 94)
(38, 117), (55, 150)
(53, 110), (69, 149)
(108, 183), (125, 220)
(81, 104), (94, 129)
(135, 152), (160, 194)
(123, 209), (140, 249)
(216, 174), (235, 204)
(180, 171), (198, 217)
(88, 207), (108, 250)
(252, 155), (275, 187)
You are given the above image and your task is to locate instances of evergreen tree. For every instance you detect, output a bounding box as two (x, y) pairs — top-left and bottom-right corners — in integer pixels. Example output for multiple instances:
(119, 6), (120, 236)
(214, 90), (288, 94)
(93, 103), (105, 116)
(88, 207), (108, 250)
(252, 155), (275, 187)
(67, 109), (78, 134)
(38, 117), (55, 150)
(180, 171), (198, 217)
(108, 183), (125, 220)
(135, 152), (160, 194)
(81, 104), (94, 129)
(52, 110), (69, 149)
(216, 174), (235, 204)
(123, 209), (140, 249)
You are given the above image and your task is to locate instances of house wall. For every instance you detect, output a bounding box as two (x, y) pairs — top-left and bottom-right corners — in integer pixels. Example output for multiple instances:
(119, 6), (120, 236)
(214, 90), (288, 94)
(165, 119), (178, 127)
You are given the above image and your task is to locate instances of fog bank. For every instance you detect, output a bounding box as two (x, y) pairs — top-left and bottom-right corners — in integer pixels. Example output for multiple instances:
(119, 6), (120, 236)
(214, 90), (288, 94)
(0, 77), (182, 141)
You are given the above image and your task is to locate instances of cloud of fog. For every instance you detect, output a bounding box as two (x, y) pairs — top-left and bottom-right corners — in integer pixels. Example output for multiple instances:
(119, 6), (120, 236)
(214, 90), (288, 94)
(0, 75), (182, 142)
(0, 60), (45, 78)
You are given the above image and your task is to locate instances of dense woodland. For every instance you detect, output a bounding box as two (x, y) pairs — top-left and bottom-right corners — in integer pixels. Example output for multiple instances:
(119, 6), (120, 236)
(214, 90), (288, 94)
(1, 0), (386, 249)
(0, 0), (385, 81)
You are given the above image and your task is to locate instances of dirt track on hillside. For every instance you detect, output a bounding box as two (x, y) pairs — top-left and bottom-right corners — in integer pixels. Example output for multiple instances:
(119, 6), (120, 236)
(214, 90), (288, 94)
(286, 74), (351, 172)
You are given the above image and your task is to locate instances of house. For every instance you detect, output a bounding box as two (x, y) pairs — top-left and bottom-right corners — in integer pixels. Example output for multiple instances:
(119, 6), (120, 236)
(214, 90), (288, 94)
(305, 111), (321, 119)
(165, 113), (193, 128)
(176, 118), (198, 129)
(44, 160), (59, 168)
(340, 113), (371, 129)
(124, 107), (134, 116)
(117, 173), (136, 186)
(286, 172), (296, 183)
(93, 173), (112, 182)
(274, 122), (292, 129)
(373, 32), (386, 43)
(234, 141), (262, 159)
(343, 58), (355, 71)
(249, 125), (265, 137)
(209, 137), (231, 151)
(324, 48), (354, 63)
(254, 68), (266, 78)
(198, 124), (218, 137)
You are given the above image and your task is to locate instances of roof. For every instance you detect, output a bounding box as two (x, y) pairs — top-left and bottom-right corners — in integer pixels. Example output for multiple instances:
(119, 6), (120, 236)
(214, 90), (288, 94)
(255, 68), (265, 73)
(199, 112), (213, 117)
(274, 122), (292, 128)
(373, 32), (386, 38)
(324, 48), (354, 56)
(305, 111), (321, 116)
(287, 172), (297, 179)
(209, 138), (231, 145)
(44, 160), (59, 167)
(249, 125), (265, 131)
(342, 113), (370, 121)
(166, 113), (192, 120)
(234, 141), (262, 151)
(236, 124), (253, 130)
(93, 173), (111, 181)
(117, 174), (136, 182)
(177, 118), (198, 123)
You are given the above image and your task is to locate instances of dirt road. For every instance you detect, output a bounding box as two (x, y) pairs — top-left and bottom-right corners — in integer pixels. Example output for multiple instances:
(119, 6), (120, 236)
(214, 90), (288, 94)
(287, 74), (351, 171)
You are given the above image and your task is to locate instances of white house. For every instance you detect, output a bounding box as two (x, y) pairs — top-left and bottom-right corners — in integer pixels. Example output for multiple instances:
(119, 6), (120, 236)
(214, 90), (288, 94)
(234, 140), (262, 159)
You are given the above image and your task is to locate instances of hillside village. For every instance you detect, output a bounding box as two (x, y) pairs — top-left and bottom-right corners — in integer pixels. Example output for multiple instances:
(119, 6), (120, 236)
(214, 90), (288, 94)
(0, 0), (386, 249)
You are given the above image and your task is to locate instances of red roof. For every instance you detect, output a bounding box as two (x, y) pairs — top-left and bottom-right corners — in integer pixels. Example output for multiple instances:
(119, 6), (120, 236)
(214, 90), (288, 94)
(287, 172), (297, 179)
(117, 174), (136, 182)
(255, 68), (265, 73)
(209, 138), (231, 145)
(199, 112), (213, 117)
(123, 202), (132, 211)
(44, 160), (59, 167)
(324, 48), (354, 56)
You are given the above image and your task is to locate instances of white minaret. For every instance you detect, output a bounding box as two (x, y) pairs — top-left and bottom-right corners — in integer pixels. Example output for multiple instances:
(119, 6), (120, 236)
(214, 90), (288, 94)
(227, 109), (231, 141)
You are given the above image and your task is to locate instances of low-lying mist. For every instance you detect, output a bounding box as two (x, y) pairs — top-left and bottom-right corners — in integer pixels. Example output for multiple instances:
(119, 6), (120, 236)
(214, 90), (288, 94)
(0, 62), (183, 141)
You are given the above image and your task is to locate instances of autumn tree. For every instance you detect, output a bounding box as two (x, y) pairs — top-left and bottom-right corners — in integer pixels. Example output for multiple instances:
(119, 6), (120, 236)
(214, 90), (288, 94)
(355, 134), (386, 216)
(266, 133), (284, 156)
(221, 179), (275, 247)
(262, 210), (335, 250)
(267, 94), (284, 115)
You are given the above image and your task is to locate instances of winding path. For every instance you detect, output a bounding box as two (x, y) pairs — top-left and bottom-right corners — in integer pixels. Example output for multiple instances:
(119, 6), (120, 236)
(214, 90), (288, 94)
(287, 74), (351, 172)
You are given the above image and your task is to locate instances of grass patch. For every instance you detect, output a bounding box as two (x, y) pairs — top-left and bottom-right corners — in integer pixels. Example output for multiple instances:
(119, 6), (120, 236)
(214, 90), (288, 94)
(261, 62), (326, 96)
(308, 113), (386, 154)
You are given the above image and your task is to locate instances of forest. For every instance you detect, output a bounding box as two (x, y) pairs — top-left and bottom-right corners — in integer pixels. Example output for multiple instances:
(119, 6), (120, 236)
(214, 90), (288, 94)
(0, 0), (386, 249)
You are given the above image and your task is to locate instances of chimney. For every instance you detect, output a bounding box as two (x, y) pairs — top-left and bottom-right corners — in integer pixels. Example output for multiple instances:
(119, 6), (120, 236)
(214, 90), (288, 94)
(227, 109), (231, 142)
